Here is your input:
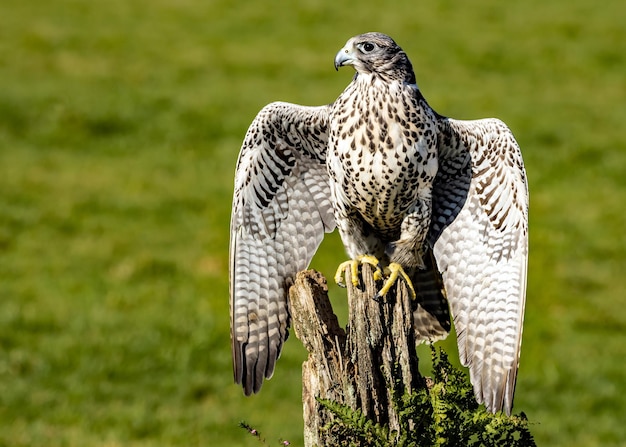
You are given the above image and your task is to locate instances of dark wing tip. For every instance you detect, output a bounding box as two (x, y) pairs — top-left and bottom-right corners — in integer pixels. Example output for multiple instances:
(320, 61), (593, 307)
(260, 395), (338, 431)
(232, 337), (284, 396)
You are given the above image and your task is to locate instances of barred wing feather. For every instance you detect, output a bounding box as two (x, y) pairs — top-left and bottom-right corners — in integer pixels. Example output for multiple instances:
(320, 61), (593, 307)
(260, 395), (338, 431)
(230, 102), (335, 395)
(430, 117), (529, 415)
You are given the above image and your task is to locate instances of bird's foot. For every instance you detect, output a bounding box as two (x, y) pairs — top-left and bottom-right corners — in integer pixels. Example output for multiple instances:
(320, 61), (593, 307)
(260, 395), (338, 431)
(334, 255), (384, 288)
(374, 262), (417, 301)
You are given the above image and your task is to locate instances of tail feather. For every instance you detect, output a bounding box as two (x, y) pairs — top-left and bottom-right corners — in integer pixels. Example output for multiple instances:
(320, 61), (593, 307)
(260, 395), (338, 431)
(412, 248), (451, 342)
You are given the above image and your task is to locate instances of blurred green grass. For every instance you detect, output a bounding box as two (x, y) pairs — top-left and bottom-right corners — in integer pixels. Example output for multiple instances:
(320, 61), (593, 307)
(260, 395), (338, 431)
(0, 0), (624, 445)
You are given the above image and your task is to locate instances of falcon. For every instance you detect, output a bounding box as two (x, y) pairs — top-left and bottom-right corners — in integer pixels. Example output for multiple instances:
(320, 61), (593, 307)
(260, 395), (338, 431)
(230, 32), (528, 415)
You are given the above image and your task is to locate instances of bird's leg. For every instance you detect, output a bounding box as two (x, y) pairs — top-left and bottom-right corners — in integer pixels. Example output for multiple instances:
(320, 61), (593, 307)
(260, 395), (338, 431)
(334, 255), (384, 288)
(376, 196), (431, 301)
(375, 262), (417, 301)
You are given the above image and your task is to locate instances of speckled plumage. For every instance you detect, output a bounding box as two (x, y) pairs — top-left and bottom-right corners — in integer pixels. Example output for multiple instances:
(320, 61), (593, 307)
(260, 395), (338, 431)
(230, 33), (528, 415)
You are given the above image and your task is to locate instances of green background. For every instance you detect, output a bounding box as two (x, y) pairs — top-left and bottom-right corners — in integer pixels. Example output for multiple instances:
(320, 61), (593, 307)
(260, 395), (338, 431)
(1, 0), (625, 445)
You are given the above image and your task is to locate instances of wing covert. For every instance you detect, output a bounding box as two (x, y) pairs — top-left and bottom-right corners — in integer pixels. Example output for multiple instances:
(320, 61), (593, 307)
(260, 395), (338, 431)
(430, 117), (528, 415)
(230, 102), (335, 395)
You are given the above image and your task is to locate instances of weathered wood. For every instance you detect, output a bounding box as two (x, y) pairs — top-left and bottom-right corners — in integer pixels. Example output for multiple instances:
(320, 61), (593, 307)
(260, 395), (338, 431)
(288, 270), (351, 446)
(288, 266), (423, 446)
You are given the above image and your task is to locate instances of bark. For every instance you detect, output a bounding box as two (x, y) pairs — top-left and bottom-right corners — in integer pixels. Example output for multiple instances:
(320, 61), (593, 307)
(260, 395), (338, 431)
(288, 266), (423, 446)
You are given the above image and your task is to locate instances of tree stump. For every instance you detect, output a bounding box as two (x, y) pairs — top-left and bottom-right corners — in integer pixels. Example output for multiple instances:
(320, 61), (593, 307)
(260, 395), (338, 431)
(288, 266), (423, 446)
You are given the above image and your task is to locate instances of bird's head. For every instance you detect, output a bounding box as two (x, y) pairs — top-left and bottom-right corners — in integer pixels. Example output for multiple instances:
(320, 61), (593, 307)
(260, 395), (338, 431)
(334, 32), (415, 84)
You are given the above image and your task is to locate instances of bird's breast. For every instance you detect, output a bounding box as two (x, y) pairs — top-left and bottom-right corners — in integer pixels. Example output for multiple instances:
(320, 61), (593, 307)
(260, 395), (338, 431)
(328, 81), (438, 230)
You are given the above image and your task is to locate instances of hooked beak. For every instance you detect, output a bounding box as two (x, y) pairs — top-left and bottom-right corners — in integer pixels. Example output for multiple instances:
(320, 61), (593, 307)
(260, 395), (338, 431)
(334, 46), (355, 71)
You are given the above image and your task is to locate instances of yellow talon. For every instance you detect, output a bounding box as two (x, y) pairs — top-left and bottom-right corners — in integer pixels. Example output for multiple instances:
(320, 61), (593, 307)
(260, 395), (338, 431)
(358, 255), (384, 281)
(334, 259), (359, 287)
(334, 255), (384, 288)
(376, 262), (417, 300)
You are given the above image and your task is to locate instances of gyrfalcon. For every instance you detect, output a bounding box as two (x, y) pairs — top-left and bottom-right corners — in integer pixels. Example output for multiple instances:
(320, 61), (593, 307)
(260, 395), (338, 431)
(229, 32), (528, 415)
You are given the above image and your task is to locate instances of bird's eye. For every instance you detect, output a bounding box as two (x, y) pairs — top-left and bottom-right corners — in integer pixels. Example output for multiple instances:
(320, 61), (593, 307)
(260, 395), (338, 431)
(360, 42), (376, 53)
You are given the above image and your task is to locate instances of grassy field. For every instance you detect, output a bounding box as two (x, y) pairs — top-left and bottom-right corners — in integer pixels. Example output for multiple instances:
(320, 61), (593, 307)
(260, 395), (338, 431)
(0, 0), (625, 445)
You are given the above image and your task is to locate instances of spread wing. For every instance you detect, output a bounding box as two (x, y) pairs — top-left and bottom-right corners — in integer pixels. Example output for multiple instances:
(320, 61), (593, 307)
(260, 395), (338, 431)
(430, 117), (529, 415)
(230, 102), (335, 395)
